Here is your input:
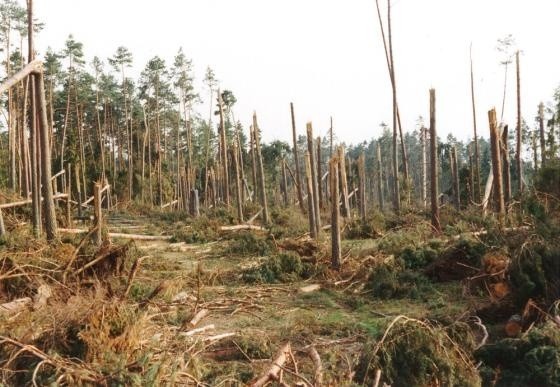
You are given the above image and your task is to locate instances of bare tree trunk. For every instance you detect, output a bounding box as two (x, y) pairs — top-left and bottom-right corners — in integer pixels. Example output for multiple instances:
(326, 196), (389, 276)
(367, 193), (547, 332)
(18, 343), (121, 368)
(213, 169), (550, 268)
(338, 145), (350, 218)
(305, 152), (317, 240)
(290, 103), (305, 212)
(387, 0), (400, 213)
(36, 71), (58, 240)
(93, 182), (102, 246)
(429, 89), (441, 233)
(316, 136), (323, 210)
(252, 113), (269, 223)
(489, 109), (505, 225)
(232, 144), (244, 222)
(470, 44), (481, 202)
(358, 152), (366, 221)
(515, 51), (523, 194)
(421, 127), (427, 208)
(250, 126), (258, 202)
(501, 125), (511, 206)
(218, 91), (230, 207)
(451, 146), (460, 210)
(376, 142), (384, 210)
(281, 157), (289, 207)
(330, 157), (341, 270)
(539, 102), (546, 167)
(0, 209), (6, 237)
(306, 123), (321, 234)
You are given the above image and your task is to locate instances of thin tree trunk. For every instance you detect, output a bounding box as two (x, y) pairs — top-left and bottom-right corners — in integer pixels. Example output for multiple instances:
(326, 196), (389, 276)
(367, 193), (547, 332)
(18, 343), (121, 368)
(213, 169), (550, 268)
(316, 136), (323, 210)
(281, 157), (289, 207)
(330, 157), (341, 270)
(539, 102), (546, 167)
(451, 146), (460, 210)
(515, 50), (523, 194)
(429, 89), (441, 233)
(501, 125), (511, 206)
(232, 143), (243, 222)
(306, 123), (321, 234)
(376, 142), (384, 210)
(305, 152), (317, 240)
(387, 0), (400, 213)
(470, 44), (481, 202)
(218, 91), (229, 207)
(290, 103), (305, 212)
(421, 127), (427, 208)
(358, 152), (366, 221)
(338, 146), (350, 218)
(252, 113), (269, 223)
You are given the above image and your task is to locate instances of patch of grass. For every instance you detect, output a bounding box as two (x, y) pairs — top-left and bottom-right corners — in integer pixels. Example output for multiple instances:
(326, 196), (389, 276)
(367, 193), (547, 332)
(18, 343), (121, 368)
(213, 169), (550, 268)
(241, 252), (312, 284)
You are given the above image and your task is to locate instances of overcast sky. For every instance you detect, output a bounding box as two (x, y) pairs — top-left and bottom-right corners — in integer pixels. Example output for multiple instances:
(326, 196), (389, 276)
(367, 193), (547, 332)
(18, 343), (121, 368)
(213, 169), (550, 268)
(33, 0), (560, 145)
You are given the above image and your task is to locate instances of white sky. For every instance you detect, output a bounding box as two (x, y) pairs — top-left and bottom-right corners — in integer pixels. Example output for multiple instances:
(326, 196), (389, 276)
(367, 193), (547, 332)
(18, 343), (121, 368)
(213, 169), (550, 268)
(33, 0), (560, 145)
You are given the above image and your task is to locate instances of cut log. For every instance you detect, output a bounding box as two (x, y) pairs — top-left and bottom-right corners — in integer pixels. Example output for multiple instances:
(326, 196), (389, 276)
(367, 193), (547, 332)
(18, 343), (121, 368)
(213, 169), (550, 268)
(58, 228), (173, 241)
(180, 324), (216, 337)
(220, 224), (265, 232)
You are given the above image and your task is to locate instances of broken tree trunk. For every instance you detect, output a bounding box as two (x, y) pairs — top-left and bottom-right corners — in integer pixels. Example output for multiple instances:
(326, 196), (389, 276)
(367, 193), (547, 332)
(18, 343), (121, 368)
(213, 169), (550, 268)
(470, 44), (482, 202)
(376, 142), (384, 210)
(501, 125), (511, 206)
(281, 157), (289, 207)
(305, 152), (317, 240)
(93, 182), (103, 246)
(232, 144), (244, 222)
(218, 91), (230, 207)
(489, 109), (505, 225)
(307, 123), (321, 234)
(316, 136), (323, 210)
(515, 51), (523, 195)
(290, 103), (305, 213)
(189, 189), (200, 218)
(429, 89), (441, 233)
(358, 152), (366, 220)
(250, 343), (292, 387)
(252, 113), (270, 224)
(330, 157), (341, 270)
(539, 102), (546, 167)
(338, 145), (350, 218)
(451, 146), (460, 210)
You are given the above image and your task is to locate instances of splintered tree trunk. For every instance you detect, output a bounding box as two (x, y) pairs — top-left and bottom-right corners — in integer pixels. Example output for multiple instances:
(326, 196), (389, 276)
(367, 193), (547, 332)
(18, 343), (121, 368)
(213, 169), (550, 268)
(489, 109), (505, 225)
(338, 146), (350, 218)
(290, 103), (305, 212)
(330, 157), (341, 270)
(358, 152), (366, 221)
(376, 142), (384, 210)
(429, 89), (441, 233)
(306, 123), (321, 234)
(539, 102), (546, 167)
(281, 158), (289, 207)
(232, 144), (243, 222)
(305, 152), (317, 240)
(501, 125), (511, 206)
(515, 51), (523, 194)
(470, 45), (481, 202)
(252, 113), (269, 223)
(218, 91), (230, 207)
(36, 71), (58, 240)
(316, 136), (323, 210)
(250, 126), (258, 202)
(451, 146), (460, 210)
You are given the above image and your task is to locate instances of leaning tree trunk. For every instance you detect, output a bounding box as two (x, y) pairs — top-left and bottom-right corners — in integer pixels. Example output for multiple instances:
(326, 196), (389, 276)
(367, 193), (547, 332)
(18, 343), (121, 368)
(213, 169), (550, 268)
(290, 103), (305, 212)
(429, 89), (441, 233)
(470, 45), (481, 202)
(387, 0), (400, 213)
(306, 123), (321, 234)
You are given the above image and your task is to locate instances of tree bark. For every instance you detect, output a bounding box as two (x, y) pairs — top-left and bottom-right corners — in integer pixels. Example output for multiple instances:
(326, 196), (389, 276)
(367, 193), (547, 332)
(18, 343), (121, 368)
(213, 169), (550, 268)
(376, 142), (384, 210)
(429, 89), (441, 233)
(451, 146), (460, 210)
(252, 113), (269, 223)
(305, 152), (317, 240)
(501, 125), (511, 206)
(290, 103), (305, 213)
(489, 109), (505, 225)
(330, 157), (341, 270)
(306, 123), (321, 234)
(218, 91), (230, 207)
(358, 152), (366, 221)
(515, 51), (523, 194)
(539, 102), (546, 167)
(470, 44), (481, 202)
(338, 146), (350, 218)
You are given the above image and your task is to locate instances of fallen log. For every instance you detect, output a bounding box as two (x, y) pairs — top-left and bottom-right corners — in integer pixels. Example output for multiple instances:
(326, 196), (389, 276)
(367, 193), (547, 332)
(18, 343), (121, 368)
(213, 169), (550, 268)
(180, 324), (216, 337)
(308, 346), (323, 386)
(0, 297), (31, 315)
(299, 284), (321, 293)
(220, 224), (265, 232)
(189, 309), (209, 327)
(58, 228), (173, 241)
(250, 343), (291, 387)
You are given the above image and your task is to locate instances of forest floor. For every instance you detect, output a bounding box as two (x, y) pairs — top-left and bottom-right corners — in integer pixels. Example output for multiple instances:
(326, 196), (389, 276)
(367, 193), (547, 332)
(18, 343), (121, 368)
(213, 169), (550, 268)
(1, 202), (559, 386)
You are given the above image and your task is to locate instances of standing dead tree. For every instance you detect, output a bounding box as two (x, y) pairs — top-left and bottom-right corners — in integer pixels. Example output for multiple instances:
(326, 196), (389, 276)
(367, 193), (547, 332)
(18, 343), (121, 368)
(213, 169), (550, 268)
(539, 102), (546, 167)
(501, 125), (511, 206)
(451, 146), (460, 210)
(330, 156), (341, 270)
(307, 123), (321, 234)
(470, 44), (481, 202)
(358, 152), (366, 220)
(429, 89), (441, 233)
(515, 51), (523, 194)
(489, 109), (505, 225)
(290, 103), (305, 213)
(305, 152), (317, 240)
(376, 142), (384, 210)
(252, 113), (269, 224)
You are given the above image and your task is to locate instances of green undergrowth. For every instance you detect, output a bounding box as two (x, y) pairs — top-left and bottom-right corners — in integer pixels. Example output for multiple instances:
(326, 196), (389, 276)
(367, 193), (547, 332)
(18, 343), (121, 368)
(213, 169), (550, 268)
(241, 252), (316, 283)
